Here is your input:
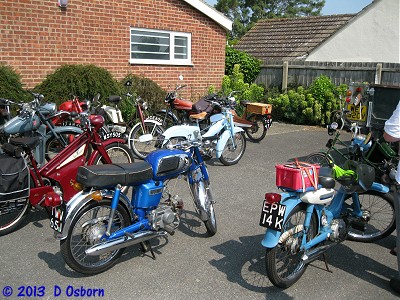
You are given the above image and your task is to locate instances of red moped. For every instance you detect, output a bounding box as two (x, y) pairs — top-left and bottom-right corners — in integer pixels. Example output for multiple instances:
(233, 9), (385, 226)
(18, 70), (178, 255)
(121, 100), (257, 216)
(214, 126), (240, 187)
(0, 112), (135, 235)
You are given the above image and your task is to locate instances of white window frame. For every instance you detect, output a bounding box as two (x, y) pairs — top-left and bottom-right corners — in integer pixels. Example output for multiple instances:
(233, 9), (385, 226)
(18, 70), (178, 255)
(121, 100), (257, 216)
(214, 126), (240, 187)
(130, 28), (192, 65)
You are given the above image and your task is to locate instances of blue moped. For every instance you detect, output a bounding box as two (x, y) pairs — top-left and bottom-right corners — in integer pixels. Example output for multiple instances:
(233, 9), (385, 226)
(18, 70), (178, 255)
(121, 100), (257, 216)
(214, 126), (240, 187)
(50, 138), (216, 275)
(260, 161), (395, 288)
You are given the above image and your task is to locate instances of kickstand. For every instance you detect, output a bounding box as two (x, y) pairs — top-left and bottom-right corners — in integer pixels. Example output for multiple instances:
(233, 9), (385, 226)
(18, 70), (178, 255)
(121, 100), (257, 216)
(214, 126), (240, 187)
(140, 241), (156, 260)
(322, 253), (332, 273)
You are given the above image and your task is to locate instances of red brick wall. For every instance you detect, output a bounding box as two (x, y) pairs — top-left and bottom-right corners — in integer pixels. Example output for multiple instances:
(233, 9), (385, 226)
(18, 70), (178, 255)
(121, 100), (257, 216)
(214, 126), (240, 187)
(0, 0), (227, 99)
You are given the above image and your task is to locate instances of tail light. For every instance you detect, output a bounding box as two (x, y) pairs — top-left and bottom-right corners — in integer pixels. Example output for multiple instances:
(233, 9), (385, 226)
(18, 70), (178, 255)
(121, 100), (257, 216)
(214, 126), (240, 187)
(265, 193), (281, 204)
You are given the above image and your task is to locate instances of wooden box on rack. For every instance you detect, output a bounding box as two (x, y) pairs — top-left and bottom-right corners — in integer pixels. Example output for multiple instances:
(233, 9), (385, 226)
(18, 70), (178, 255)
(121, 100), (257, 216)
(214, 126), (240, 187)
(246, 103), (272, 115)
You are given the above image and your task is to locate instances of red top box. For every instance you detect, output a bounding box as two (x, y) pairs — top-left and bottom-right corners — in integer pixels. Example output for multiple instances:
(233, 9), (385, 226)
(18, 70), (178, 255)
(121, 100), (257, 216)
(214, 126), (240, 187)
(276, 162), (320, 192)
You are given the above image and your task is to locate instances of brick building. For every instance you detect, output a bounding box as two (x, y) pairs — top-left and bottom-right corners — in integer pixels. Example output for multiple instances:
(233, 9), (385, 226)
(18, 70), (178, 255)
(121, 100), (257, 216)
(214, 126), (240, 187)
(1, 0), (232, 98)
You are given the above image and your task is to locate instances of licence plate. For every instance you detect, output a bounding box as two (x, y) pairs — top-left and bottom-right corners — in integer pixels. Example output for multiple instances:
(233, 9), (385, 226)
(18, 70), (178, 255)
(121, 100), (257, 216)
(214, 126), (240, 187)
(347, 104), (367, 121)
(259, 201), (286, 231)
(50, 204), (66, 233)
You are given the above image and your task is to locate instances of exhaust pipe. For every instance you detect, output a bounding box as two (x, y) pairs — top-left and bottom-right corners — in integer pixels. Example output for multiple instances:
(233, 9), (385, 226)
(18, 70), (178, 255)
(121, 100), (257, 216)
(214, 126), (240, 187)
(302, 243), (335, 264)
(85, 230), (167, 256)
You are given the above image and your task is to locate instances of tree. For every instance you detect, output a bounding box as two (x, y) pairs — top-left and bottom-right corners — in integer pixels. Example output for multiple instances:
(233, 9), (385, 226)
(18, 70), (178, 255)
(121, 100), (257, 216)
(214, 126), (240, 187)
(215, 0), (325, 39)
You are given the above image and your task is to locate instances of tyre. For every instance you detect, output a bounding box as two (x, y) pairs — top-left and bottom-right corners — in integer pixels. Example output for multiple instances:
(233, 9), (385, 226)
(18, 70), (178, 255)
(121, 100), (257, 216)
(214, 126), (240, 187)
(305, 152), (332, 167)
(190, 179), (217, 236)
(265, 204), (317, 288)
(92, 142), (135, 165)
(128, 121), (165, 159)
(45, 130), (80, 162)
(345, 191), (395, 242)
(154, 112), (176, 129)
(0, 198), (30, 236)
(219, 132), (246, 166)
(60, 199), (130, 275)
(245, 114), (267, 142)
(0, 176), (35, 236)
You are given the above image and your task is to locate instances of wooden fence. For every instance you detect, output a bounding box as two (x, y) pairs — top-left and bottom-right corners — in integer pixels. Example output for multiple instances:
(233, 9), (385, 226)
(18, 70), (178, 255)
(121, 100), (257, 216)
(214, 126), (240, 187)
(256, 61), (400, 90)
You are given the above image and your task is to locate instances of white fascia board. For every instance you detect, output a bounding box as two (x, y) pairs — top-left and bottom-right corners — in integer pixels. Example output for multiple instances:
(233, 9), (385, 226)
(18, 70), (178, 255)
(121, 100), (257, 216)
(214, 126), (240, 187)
(183, 0), (233, 31)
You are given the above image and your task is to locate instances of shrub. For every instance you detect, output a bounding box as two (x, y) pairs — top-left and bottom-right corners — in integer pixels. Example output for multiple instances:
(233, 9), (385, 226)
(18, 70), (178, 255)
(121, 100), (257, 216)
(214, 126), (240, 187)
(221, 64), (265, 115)
(119, 74), (166, 120)
(34, 64), (122, 106)
(267, 75), (347, 126)
(0, 65), (30, 102)
(225, 46), (262, 84)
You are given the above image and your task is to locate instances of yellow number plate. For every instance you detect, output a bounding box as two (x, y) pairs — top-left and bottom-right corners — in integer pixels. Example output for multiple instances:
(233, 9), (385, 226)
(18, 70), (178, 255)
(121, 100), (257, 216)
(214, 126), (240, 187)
(347, 104), (367, 121)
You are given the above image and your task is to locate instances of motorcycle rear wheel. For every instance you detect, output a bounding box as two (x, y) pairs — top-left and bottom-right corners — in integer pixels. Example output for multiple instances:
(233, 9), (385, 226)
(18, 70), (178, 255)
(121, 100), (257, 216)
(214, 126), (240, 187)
(245, 114), (267, 142)
(0, 175), (35, 236)
(265, 204), (317, 288)
(92, 142), (135, 165)
(0, 198), (30, 236)
(45, 130), (81, 162)
(345, 191), (395, 242)
(219, 132), (246, 166)
(60, 199), (130, 275)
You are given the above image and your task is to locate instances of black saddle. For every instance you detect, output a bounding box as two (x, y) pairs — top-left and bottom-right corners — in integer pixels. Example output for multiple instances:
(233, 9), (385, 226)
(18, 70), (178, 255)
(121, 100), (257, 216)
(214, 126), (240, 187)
(76, 162), (153, 188)
(318, 167), (336, 189)
(9, 136), (41, 151)
(107, 95), (122, 104)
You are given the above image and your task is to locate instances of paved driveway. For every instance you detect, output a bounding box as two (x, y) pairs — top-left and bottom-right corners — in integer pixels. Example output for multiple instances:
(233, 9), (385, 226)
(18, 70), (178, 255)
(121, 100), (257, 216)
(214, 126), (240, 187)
(0, 122), (398, 299)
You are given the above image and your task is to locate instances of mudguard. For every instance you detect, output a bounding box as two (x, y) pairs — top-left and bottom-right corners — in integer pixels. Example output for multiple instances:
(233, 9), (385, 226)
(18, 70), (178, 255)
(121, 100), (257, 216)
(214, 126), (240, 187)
(370, 182), (390, 193)
(215, 126), (244, 158)
(128, 119), (163, 142)
(261, 195), (302, 248)
(161, 125), (200, 146)
(55, 189), (133, 240)
(45, 125), (83, 140)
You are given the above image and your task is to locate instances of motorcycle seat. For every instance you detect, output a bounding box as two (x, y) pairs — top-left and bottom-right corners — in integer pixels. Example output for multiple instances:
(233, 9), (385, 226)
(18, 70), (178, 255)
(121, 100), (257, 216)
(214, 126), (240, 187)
(189, 111), (207, 121)
(76, 162), (153, 188)
(9, 136), (41, 151)
(240, 100), (250, 106)
(318, 167), (336, 189)
(107, 95), (122, 104)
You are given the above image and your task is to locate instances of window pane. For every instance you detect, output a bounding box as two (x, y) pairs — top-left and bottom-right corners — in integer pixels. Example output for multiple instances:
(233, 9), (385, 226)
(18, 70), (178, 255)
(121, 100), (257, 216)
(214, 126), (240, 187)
(174, 36), (187, 59)
(131, 30), (170, 59)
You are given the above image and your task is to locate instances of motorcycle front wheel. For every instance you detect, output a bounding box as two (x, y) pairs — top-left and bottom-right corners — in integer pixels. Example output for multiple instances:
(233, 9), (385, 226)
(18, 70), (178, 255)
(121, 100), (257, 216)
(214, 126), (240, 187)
(128, 121), (165, 159)
(265, 204), (317, 289)
(305, 152), (332, 167)
(345, 191), (395, 242)
(189, 179), (217, 236)
(245, 114), (267, 142)
(60, 199), (130, 275)
(219, 132), (246, 166)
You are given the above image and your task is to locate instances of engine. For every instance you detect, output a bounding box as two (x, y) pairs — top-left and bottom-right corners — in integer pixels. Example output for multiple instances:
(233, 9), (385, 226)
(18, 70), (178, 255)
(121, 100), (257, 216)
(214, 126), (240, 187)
(148, 206), (178, 231)
(329, 219), (347, 242)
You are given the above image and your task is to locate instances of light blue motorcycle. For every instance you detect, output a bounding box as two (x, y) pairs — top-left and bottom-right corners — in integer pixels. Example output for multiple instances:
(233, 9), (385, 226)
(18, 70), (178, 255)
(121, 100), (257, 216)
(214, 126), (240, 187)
(260, 161), (395, 288)
(158, 97), (246, 166)
(50, 138), (216, 274)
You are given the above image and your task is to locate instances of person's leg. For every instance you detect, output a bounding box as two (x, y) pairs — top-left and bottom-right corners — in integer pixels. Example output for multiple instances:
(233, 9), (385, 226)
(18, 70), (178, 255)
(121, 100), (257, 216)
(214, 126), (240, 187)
(390, 184), (400, 293)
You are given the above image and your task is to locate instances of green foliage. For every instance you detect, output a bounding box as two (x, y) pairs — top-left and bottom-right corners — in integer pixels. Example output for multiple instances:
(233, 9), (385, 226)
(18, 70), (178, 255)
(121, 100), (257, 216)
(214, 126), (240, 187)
(215, 0), (325, 39)
(225, 46), (262, 84)
(221, 64), (265, 115)
(119, 74), (166, 120)
(267, 75), (346, 126)
(0, 65), (30, 102)
(34, 64), (122, 106)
